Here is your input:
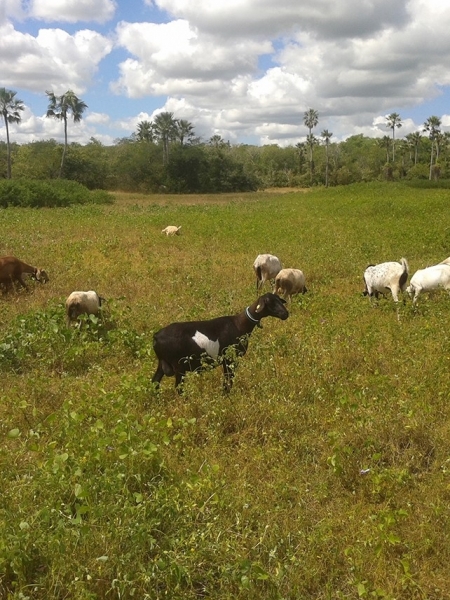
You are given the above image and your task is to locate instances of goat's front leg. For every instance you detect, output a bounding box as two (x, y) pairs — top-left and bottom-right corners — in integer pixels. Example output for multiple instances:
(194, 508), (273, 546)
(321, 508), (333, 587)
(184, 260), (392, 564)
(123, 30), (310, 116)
(222, 360), (236, 393)
(175, 371), (185, 394)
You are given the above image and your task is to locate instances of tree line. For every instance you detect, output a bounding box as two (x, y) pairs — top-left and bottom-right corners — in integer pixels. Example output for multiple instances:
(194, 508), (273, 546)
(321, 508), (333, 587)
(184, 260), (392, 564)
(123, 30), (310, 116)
(1, 87), (449, 193)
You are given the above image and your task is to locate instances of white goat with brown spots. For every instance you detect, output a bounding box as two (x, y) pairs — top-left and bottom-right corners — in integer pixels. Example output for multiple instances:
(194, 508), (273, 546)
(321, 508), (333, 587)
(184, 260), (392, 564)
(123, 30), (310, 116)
(363, 258), (409, 303)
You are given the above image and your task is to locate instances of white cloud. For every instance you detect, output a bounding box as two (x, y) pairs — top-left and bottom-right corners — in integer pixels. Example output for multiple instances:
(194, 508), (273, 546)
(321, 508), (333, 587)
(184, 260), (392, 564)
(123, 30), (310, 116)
(0, 0), (25, 23)
(85, 112), (111, 125)
(29, 0), (116, 23)
(3, 0), (450, 146)
(113, 19), (272, 98)
(0, 23), (113, 93)
(154, 0), (408, 38)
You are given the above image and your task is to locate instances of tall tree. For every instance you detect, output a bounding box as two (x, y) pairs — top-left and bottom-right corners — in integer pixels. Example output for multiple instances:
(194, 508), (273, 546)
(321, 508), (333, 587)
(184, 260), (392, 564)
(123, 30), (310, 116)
(176, 119), (195, 146)
(378, 135), (391, 163)
(0, 87), (25, 179)
(136, 120), (154, 143)
(46, 89), (88, 177)
(303, 108), (319, 182)
(405, 132), (421, 165)
(295, 142), (306, 175)
(153, 111), (177, 165)
(321, 129), (333, 187)
(423, 115), (441, 180)
(385, 112), (402, 162)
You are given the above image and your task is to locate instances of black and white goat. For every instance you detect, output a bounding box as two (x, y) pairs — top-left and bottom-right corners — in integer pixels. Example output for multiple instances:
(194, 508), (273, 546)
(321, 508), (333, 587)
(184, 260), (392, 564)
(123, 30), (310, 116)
(363, 258), (409, 303)
(151, 292), (289, 393)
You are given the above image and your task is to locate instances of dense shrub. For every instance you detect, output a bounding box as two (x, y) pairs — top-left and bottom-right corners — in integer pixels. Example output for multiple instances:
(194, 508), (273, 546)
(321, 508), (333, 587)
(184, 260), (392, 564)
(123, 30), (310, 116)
(0, 179), (114, 208)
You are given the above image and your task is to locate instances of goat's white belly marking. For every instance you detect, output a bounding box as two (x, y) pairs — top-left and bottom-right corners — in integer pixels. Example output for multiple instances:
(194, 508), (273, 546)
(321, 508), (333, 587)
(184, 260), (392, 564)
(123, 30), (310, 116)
(192, 331), (220, 359)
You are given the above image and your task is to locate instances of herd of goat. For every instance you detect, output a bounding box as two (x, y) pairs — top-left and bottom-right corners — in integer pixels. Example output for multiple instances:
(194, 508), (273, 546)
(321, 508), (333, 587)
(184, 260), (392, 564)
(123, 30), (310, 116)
(1, 246), (450, 392)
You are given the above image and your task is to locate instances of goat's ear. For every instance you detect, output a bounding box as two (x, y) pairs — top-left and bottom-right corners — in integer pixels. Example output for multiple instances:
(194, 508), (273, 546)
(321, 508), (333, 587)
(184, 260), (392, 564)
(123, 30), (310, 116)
(255, 297), (267, 313)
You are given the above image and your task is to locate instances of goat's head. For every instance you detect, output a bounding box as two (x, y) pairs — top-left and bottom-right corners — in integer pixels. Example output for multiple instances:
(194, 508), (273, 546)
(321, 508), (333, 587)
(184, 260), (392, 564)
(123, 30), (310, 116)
(254, 292), (289, 321)
(35, 268), (49, 283)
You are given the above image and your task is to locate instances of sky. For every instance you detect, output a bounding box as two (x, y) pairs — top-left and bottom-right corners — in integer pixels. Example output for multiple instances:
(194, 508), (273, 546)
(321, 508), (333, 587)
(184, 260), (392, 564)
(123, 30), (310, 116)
(1, 0), (450, 147)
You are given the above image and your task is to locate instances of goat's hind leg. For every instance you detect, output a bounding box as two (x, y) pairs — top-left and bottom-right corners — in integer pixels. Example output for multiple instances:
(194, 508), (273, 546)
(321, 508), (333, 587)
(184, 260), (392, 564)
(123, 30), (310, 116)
(151, 360), (166, 390)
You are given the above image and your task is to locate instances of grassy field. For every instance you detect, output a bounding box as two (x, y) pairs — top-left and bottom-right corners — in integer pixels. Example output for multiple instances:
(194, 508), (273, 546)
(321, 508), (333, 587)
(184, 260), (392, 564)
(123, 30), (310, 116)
(1, 181), (450, 599)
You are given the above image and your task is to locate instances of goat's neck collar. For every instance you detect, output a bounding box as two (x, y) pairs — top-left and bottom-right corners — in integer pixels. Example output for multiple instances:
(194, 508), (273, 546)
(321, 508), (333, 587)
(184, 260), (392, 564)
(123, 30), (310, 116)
(245, 306), (262, 328)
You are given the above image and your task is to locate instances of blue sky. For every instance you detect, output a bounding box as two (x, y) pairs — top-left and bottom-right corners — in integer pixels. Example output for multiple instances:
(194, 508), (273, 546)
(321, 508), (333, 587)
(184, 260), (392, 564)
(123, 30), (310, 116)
(1, 0), (450, 146)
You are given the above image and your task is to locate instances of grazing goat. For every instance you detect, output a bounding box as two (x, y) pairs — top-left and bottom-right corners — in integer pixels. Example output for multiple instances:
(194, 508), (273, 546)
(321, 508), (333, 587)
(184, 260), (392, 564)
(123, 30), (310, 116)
(65, 290), (104, 326)
(151, 292), (289, 393)
(406, 263), (450, 304)
(274, 268), (307, 303)
(0, 255), (49, 293)
(161, 225), (182, 236)
(363, 258), (409, 303)
(253, 254), (282, 293)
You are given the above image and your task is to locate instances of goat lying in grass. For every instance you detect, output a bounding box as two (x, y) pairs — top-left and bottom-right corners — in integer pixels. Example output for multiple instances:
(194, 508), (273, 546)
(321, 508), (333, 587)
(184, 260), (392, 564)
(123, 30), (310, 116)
(253, 254), (282, 293)
(406, 263), (450, 304)
(363, 258), (409, 302)
(151, 292), (289, 393)
(0, 255), (49, 293)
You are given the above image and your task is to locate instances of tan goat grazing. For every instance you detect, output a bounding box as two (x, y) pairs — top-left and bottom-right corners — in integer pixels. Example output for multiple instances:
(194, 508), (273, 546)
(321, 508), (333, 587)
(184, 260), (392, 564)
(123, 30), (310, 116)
(161, 226), (182, 236)
(273, 268), (307, 302)
(0, 255), (49, 293)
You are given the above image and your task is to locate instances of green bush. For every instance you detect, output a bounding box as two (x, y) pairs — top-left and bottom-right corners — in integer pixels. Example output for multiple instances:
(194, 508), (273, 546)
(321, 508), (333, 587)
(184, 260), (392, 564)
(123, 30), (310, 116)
(0, 179), (114, 208)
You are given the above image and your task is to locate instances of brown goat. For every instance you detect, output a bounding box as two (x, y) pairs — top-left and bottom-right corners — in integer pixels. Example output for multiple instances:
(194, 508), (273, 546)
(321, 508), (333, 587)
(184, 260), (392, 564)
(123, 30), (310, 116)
(0, 256), (49, 293)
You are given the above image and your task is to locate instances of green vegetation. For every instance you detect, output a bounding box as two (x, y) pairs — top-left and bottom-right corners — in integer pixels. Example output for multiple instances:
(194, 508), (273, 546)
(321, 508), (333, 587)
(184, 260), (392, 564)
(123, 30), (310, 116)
(2, 105), (450, 193)
(1, 182), (450, 599)
(0, 179), (114, 207)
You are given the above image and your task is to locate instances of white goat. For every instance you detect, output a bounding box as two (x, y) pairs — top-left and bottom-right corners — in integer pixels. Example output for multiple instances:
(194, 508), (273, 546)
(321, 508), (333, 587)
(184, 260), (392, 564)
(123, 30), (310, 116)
(65, 291), (103, 326)
(253, 254), (282, 293)
(273, 268), (307, 303)
(363, 258), (409, 302)
(406, 263), (450, 304)
(161, 226), (182, 236)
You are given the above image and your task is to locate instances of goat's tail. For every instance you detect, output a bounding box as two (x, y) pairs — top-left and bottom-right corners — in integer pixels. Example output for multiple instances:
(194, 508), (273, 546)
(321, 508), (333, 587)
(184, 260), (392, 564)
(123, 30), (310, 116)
(255, 266), (262, 290)
(399, 257), (409, 291)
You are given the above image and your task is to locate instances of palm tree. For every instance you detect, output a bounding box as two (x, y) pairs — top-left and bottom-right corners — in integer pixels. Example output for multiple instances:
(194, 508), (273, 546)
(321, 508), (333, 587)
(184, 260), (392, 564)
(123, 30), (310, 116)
(208, 134), (228, 148)
(153, 112), (178, 165)
(0, 87), (25, 179)
(295, 142), (306, 174)
(321, 129), (333, 187)
(176, 119), (195, 146)
(135, 120), (154, 143)
(423, 116), (441, 180)
(378, 136), (391, 163)
(304, 108), (319, 182)
(385, 113), (402, 162)
(405, 132), (421, 165)
(46, 89), (88, 177)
